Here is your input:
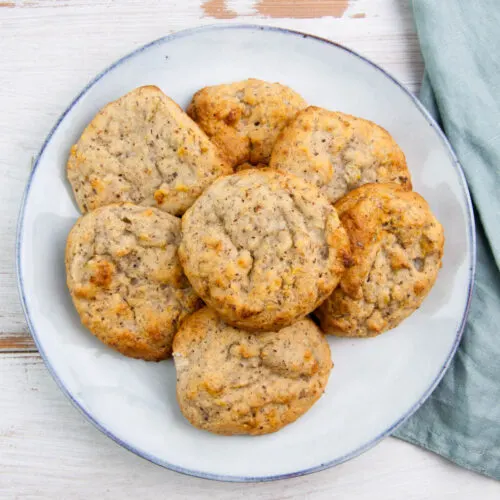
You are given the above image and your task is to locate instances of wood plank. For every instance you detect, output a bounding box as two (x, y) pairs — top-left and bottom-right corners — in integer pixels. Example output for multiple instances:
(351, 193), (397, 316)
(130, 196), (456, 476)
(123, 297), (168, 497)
(0, 352), (499, 498)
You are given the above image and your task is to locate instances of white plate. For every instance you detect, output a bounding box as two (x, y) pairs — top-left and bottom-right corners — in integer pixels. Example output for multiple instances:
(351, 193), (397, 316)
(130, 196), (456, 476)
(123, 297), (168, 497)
(17, 25), (475, 482)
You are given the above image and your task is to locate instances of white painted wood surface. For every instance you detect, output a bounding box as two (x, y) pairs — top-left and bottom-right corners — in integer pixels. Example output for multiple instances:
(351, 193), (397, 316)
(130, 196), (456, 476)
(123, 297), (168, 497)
(0, 0), (498, 497)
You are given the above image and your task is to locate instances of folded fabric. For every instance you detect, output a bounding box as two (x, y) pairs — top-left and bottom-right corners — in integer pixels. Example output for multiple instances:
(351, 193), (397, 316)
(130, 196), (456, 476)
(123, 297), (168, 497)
(394, 0), (500, 480)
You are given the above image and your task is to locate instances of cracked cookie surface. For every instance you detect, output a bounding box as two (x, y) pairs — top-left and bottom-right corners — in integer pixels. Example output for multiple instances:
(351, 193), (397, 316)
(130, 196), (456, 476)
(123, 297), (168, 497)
(270, 107), (412, 203)
(179, 169), (351, 331)
(187, 78), (307, 168)
(315, 183), (444, 337)
(173, 308), (332, 435)
(66, 204), (202, 360)
(67, 85), (231, 216)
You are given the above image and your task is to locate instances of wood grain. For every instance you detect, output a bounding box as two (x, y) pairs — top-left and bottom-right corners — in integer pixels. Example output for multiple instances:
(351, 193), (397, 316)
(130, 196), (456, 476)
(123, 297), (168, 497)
(202, 0), (237, 19)
(0, 332), (36, 351)
(255, 0), (349, 19)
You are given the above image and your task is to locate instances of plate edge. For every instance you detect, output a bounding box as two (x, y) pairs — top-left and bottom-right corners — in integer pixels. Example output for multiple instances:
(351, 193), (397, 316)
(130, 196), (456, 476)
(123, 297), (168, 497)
(15, 23), (477, 483)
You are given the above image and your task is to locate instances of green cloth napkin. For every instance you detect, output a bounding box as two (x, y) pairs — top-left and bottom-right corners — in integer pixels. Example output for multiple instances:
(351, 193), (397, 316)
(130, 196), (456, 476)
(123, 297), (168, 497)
(394, 0), (500, 480)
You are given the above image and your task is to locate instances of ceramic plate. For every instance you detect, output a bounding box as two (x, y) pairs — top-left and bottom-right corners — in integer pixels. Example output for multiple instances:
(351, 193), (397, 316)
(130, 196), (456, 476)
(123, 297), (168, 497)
(17, 25), (475, 482)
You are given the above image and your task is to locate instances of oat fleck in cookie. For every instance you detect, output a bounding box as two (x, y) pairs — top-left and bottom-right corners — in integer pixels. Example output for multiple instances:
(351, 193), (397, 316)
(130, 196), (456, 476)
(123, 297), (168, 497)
(179, 169), (350, 331)
(173, 308), (332, 435)
(65, 204), (202, 360)
(315, 183), (444, 337)
(270, 107), (412, 203)
(234, 161), (268, 172)
(187, 78), (307, 167)
(67, 86), (231, 216)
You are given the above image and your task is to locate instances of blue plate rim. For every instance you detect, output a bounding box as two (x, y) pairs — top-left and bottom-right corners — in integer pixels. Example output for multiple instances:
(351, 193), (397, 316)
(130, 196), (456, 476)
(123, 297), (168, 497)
(16, 23), (476, 483)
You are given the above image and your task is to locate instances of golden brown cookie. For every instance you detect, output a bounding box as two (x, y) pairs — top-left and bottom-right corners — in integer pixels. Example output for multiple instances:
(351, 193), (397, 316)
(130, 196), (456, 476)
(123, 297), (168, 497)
(270, 107), (412, 203)
(179, 169), (351, 331)
(67, 85), (231, 216)
(66, 204), (202, 360)
(173, 308), (332, 436)
(315, 183), (444, 337)
(187, 78), (307, 167)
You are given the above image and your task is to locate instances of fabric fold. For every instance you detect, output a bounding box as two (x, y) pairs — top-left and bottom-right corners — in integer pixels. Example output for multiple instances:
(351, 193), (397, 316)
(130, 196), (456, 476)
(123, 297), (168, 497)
(394, 0), (500, 481)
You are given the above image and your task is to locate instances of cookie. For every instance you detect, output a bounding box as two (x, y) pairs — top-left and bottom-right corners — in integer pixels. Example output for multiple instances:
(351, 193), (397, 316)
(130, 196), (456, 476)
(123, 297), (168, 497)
(270, 107), (412, 203)
(315, 183), (444, 337)
(173, 308), (332, 436)
(67, 85), (231, 216)
(66, 204), (202, 360)
(179, 169), (351, 331)
(187, 78), (307, 167)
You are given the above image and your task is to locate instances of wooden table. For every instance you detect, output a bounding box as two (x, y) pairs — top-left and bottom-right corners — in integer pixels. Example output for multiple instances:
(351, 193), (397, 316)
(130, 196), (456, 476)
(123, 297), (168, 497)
(1, 1), (499, 497)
